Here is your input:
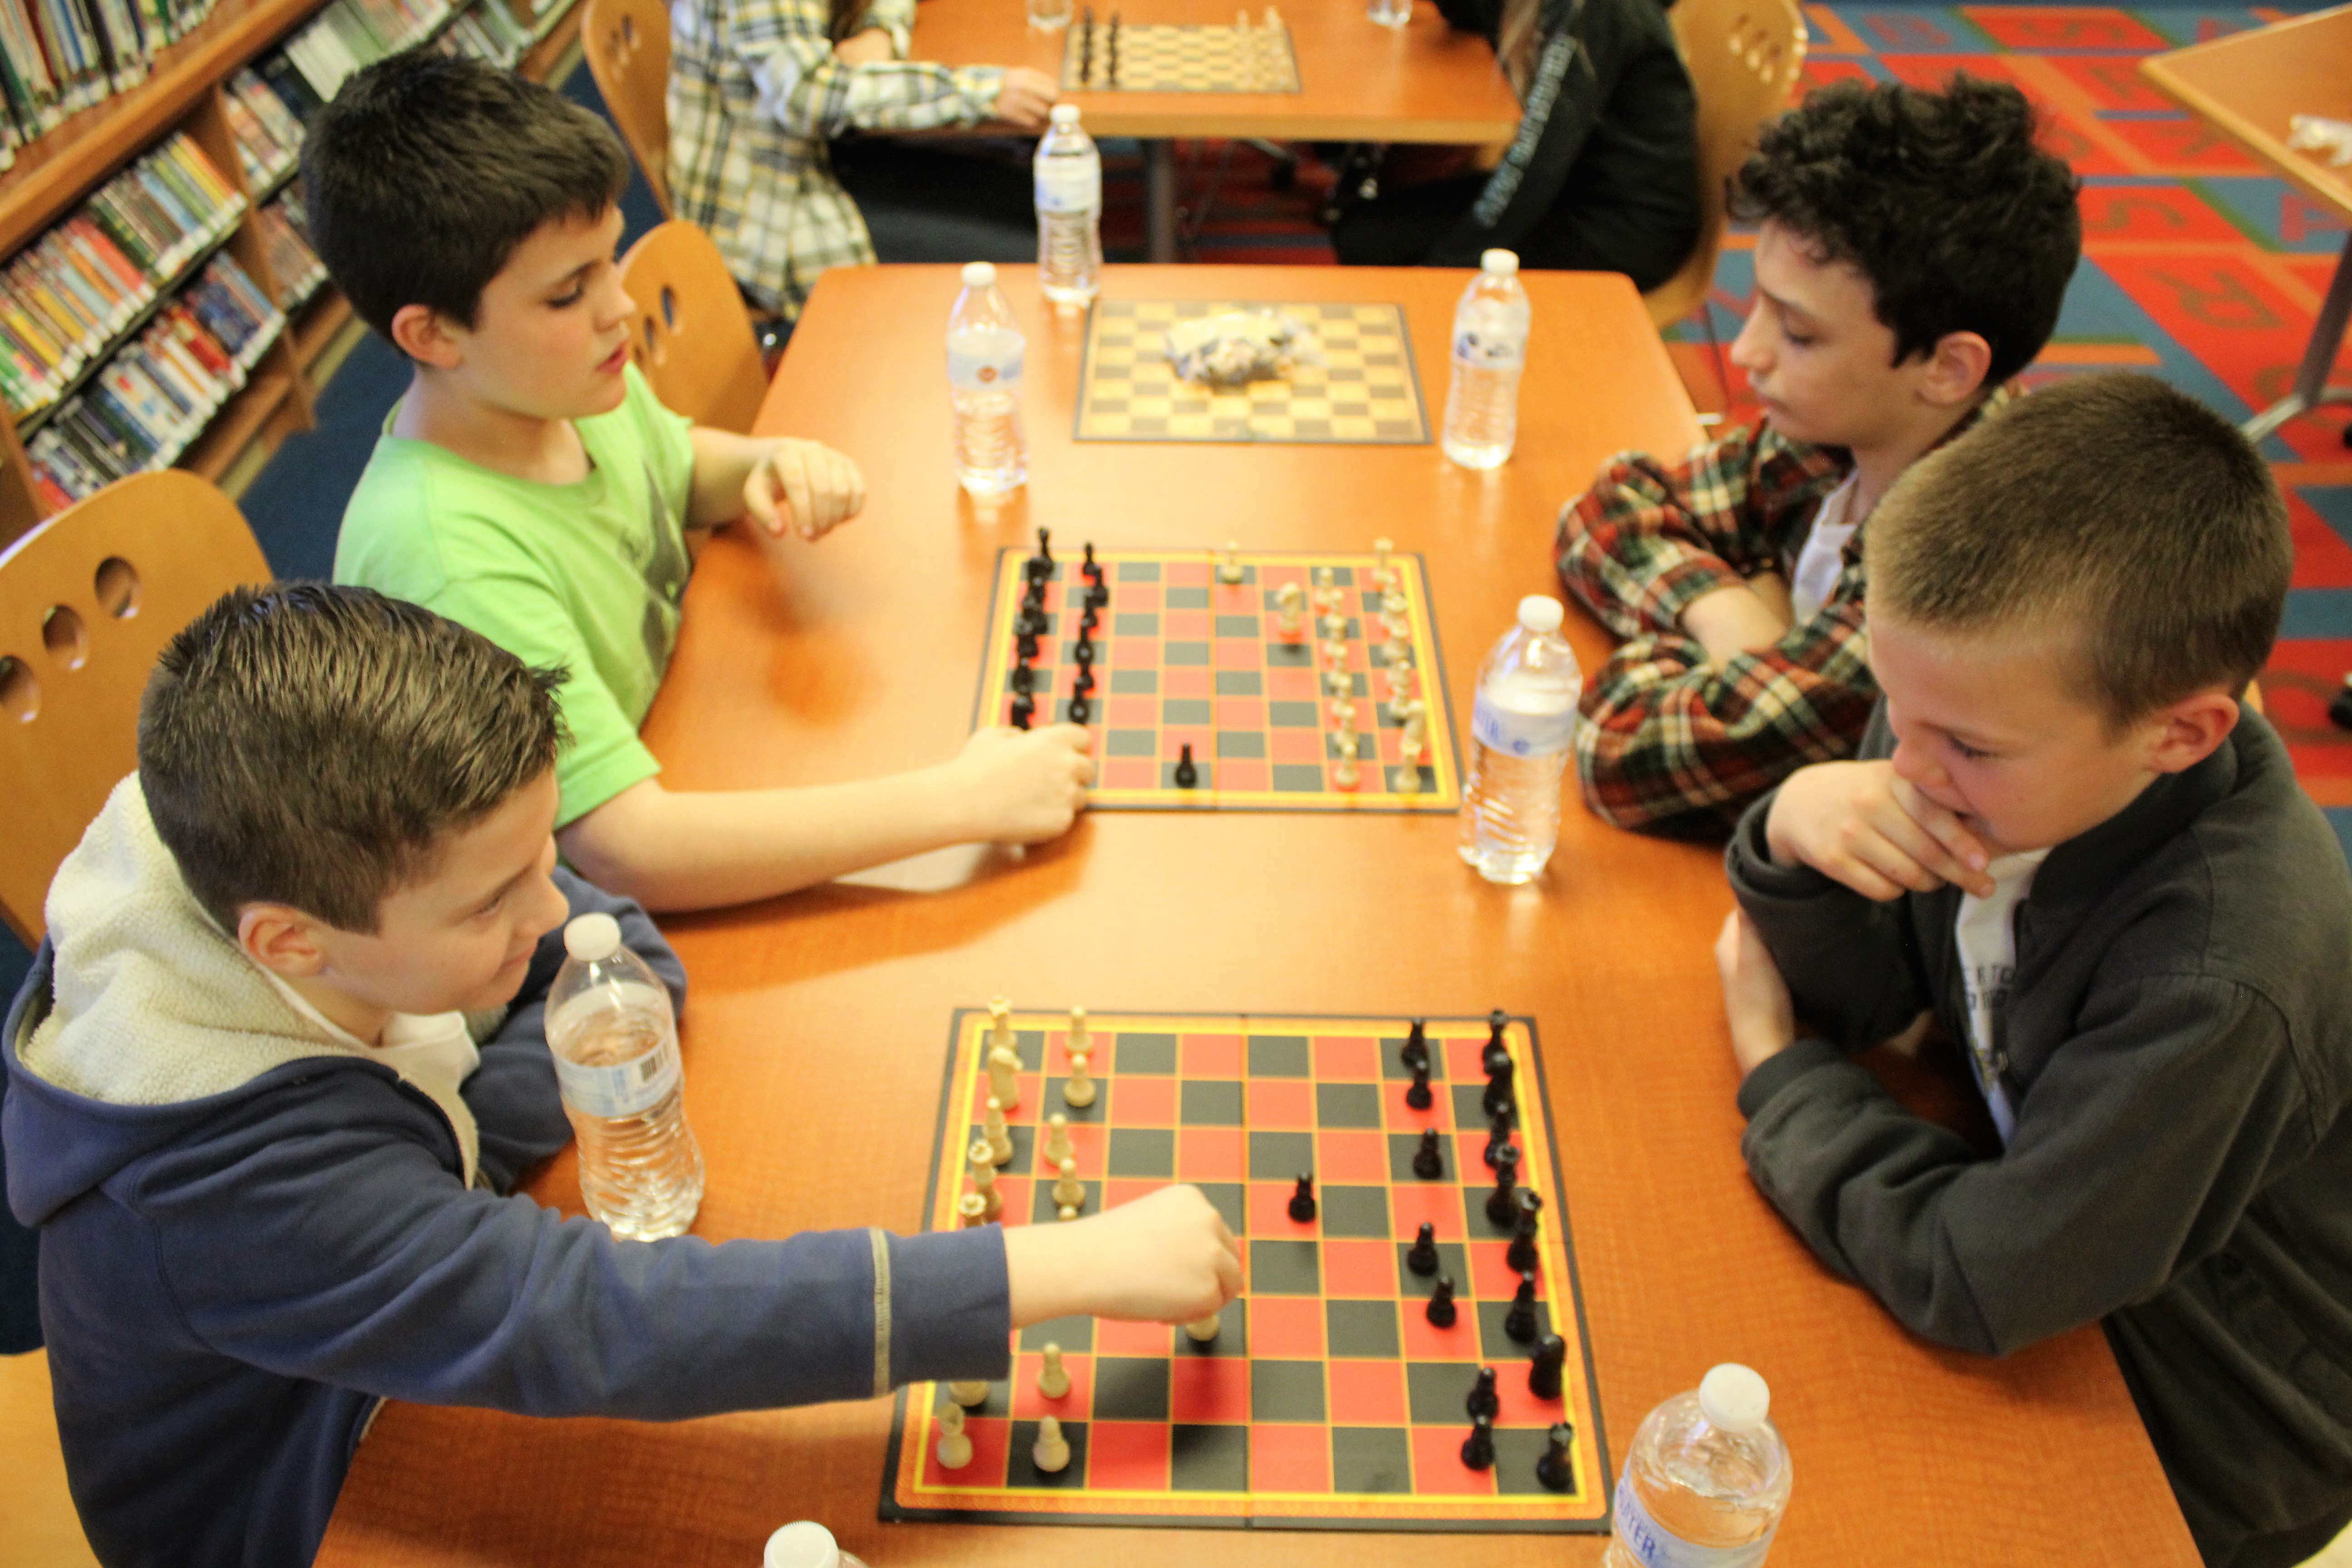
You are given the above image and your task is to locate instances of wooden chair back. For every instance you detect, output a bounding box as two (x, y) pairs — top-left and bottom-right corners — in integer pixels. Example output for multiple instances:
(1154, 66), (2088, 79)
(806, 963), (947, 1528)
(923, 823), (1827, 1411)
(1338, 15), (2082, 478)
(620, 220), (771, 433)
(584, 0), (674, 215)
(1643, 0), (1807, 330)
(0, 471), (270, 946)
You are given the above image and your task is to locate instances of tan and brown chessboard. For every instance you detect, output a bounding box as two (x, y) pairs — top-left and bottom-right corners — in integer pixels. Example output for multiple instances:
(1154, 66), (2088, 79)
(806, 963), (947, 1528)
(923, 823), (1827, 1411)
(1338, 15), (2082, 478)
(1075, 300), (1430, 445)
(1060, 15), (1300, 92)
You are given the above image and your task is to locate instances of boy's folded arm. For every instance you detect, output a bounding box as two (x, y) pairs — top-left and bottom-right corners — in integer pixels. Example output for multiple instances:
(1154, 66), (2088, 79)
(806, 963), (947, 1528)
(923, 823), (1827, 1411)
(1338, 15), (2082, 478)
(724, 0), (998, 138)
(1739, 972), (2310, 1358)
(154, 1126), (1010, 1416)
(467, 870), (686, 1193)
(1572, 605), (1879, 834)
(1555, 427), (1816, 642)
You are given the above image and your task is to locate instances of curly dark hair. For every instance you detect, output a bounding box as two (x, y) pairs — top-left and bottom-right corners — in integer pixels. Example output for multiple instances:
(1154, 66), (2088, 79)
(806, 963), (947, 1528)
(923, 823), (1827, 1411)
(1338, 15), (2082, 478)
(1731, 75), (2082, 386)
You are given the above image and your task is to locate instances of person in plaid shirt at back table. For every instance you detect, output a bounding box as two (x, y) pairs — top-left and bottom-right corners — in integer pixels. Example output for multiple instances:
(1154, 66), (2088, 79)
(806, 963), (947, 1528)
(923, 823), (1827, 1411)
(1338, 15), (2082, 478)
(668, 0), (1059, 319)
(1555, 76), (2081, 837)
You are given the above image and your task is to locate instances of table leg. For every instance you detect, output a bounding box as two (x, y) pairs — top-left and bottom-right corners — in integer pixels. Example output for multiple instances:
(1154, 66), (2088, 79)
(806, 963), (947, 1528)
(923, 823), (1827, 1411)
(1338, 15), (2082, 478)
(2243, 230), (2352, 444)
(1144, 138), (1177, 263)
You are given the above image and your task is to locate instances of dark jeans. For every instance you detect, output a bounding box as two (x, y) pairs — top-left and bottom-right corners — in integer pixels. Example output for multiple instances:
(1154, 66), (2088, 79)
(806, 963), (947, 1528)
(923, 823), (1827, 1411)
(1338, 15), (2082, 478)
(2222, 1500), (2352, 1568)
(833, 136), (1038, 265)
(1330, 174), (1495, 266)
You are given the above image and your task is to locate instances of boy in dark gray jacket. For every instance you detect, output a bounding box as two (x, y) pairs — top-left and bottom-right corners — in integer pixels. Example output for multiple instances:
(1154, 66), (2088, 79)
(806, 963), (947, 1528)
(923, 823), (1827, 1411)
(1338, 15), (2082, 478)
(1712, 373), (2352, 1568)
(5, 585), (1240, 1568)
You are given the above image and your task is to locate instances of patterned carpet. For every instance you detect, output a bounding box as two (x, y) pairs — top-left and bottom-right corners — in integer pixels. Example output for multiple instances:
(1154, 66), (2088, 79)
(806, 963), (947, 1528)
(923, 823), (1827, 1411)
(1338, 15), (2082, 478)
(1161, 3), (2352, 853)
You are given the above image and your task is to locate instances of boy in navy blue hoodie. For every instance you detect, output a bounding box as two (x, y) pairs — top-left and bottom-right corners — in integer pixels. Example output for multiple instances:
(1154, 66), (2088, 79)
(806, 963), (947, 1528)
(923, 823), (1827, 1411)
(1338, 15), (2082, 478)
(4, 584), (1239, 1568)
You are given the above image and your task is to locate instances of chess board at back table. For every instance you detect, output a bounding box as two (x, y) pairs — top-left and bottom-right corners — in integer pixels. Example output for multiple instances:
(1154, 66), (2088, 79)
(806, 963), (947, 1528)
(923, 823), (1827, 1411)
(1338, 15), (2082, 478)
(1076, 300), (1430, 445)
(974, 548), (1463, 812)
(882, 1011), (1610, 1531)
(1059, 20), (1302, 93)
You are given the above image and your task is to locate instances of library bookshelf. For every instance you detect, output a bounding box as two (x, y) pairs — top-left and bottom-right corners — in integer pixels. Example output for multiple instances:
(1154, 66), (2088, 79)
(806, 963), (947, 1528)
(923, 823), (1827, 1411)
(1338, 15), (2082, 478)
(0, 0), (582, 548)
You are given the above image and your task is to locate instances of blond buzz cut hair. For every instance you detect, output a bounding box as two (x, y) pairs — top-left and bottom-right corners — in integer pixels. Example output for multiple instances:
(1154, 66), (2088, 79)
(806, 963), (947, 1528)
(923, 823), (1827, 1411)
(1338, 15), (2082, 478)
(1865, 372), (2290, 728)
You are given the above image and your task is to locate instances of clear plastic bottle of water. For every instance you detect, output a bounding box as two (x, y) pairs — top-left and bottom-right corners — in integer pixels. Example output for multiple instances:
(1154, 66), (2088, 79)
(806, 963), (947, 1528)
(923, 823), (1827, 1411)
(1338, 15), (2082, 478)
(946, 260), (1029, 497)
(1034, 103), (1102, 306)
(1460, 594), (1581, 883)
(1602, 1365), (1794, 1568)
(547, 912), (704, 1240)
(764, 1522), (870, 1568)
(1441, 247), (1532, 469)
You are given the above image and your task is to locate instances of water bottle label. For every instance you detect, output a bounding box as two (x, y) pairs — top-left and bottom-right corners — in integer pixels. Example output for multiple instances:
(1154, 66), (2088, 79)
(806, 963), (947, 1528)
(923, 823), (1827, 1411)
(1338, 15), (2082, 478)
(948, 343), (1025, 392)
(1612, 1476), (1780, 1568)
(1453, 328), (1526, 370)
(1035, 160), (1101, 214)
(555, 1035), (682, 1119)
(1472, 686), (1575, 757)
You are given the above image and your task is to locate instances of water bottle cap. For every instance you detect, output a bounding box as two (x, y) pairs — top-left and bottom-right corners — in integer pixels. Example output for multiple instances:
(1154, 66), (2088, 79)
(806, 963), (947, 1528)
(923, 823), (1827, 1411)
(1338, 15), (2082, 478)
(1698, 1363), (1771, 1433)
(1051, 103), (1081, 127)
(961, 261), (998, 287)
(1480, 248), (1520, 276)
(763, 1522), (842, 1568)
(562, 912), (622, 963)
(1516, 595), (1564, 635)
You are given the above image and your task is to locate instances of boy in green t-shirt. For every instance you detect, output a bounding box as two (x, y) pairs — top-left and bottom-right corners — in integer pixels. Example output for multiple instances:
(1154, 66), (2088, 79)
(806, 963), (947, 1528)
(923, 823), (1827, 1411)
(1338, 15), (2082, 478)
(319, 55), (1093, 911)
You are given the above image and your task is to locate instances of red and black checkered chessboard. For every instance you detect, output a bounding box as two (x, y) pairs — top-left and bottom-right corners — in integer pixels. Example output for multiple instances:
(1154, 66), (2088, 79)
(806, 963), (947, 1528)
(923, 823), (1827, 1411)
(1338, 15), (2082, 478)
(880, 1009), (1609, 1531)
(974, 548), (1463, 812)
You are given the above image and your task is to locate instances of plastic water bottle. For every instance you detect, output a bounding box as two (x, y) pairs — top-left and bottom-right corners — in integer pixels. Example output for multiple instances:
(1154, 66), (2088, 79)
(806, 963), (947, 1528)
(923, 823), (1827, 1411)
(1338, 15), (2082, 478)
(946, 260), (1028, 497)
(1602, 1365), (1794, 1568)
(1441, 248), (1531, 469)
(1459, 594), (1580, 883)
(764, 1522), (869, 1568)
(547, 912), (704, 1240)
(1035, 103), (1102, 305)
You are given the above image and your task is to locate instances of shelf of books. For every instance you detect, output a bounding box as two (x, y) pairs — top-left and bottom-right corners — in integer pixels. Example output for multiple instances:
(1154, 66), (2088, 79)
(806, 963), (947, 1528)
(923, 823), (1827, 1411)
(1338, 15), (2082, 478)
(0, 0), (579, 543)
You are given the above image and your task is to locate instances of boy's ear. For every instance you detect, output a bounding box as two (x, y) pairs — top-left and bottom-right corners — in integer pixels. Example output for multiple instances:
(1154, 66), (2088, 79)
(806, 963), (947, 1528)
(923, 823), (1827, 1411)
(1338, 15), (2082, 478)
(236, 904), (331, 980)
(1920, 329), (1995, 409)
(389, 303), (466, 370)
(2145, 690), (2241, 776)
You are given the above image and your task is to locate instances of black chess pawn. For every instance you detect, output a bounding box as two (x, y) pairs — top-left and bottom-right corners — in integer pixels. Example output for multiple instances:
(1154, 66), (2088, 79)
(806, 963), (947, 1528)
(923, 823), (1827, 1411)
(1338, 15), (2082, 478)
(1010, 693), (1036, 730)
(1460, 1412), (1495, 1471)
(1504, 1269), (1540, 1343)
(1485, 1143), (1521, 1225)
(1073, 633), (1094, 664)
(1483, 1008), (1510, 1075)
(1288, 1173), (1317, 1223)
(1016, 631), (1039, 662)
(1412, 1126), (1444, 1180)
(1535, 1423), (1575, 1493)
(1425, 1273), (1457, 1328)
(1485, 1096), (1514, 1131)
(1405, 1059), (1432, 1111)
(1067, 693), (1091, 725)
(1484, 1113), (1514, 1171)
(1072, 667), (1096, 697)
(1400, 1018), (1429, 1072)
(1406, 1220), (1440, 1277)
(1483, 1054), (1516, 1119)
(1085, 582), (1109, 611)
(1010, 663), (1035, 696)
(1079, 606), (1100, 635)
(1082, 541), (1102, 583)
(1466, 1365), (1499, 1420)
(1173, 743), (1198, 788)
(1505, 1191), (1544, 1274)
(1528, 1332), (1567, 1400)
(1035, 525), (1053, 567)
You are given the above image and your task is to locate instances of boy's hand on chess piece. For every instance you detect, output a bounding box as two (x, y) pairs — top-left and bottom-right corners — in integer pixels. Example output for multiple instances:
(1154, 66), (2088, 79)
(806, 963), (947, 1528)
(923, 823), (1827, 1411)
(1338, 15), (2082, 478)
(947, 724), (1095, 844)
(991, 67), (1059, 131)
(744, 437), (865, 540)
(1003, 1185), (1243, 1327)
(1764, 759), (1994, 902)
(1714, 909), (1797, 1077)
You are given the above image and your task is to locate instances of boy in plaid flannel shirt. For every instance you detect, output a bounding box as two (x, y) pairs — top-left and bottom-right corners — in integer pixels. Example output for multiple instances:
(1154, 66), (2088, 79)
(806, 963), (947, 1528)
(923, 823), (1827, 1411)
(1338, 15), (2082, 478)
(1555, 77), (2081, 836)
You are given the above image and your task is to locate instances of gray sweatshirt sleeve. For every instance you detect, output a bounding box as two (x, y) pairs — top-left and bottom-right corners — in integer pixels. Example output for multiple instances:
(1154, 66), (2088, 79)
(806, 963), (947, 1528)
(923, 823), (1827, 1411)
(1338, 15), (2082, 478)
(1734, 951), (2314, 1357)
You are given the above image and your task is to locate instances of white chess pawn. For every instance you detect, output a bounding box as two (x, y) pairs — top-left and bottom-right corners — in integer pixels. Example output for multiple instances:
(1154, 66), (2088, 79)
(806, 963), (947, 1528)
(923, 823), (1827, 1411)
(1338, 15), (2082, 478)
(1038, 1342), (1072, 1399)
(1393, 759), (1424, 796)
(1325, 667), (1353, 696)
(1329, 696), (1356, 729)
(968, 1140), (1004, 1221)
(1334, 755), (1361, 789)
(1335, 731), (1360, 762)
(1372, 535), (1394, 586)
(1063, 1049), (1098, 1109)
(1184, 1312), (1222, 1342)
(1067, 1004), (1091, 1060)
(1043, 1112), (1074, 1168)
(1033, 1415), (1072, 1473)
(957, 1192), (989, 1228)
(1275, 581), (1307, 637)
(1218, 541), (1245, 583)
(1401, 710), (1429, 764)
(1053, 1155), (1086, 1212)
(984, 1095), (1014, 1164)
(948, 1377), (990, 1406)
(1321, 638), (1350, 669)
(936, 1401), (974, 1469)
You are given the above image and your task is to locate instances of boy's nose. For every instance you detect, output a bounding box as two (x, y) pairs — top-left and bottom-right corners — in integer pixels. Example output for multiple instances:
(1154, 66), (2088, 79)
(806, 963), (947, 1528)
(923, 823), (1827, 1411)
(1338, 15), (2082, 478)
(1890, 735), (1942, 792)
(1728, 307), (1769, 373)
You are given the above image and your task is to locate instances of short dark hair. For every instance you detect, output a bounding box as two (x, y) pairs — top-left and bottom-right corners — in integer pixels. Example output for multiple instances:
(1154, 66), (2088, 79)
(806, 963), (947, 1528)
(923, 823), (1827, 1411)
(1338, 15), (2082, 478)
(140, 584), (569, 933)
(301, 52), (630, 342)
(1732, 75), (2082, 386)
(1868, 373), (2289, 726)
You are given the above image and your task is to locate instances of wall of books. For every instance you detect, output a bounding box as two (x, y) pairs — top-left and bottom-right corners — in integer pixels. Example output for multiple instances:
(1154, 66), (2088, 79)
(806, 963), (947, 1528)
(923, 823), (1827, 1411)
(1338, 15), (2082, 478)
(0, 0), (581, 543)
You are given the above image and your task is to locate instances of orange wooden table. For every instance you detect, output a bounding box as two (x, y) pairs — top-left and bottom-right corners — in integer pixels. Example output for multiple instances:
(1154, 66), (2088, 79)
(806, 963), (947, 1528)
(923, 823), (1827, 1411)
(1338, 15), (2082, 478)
(317, 265), (2195, 1568)
(911, 0), (1520, 259)
(2141, 5), (2352, 443)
